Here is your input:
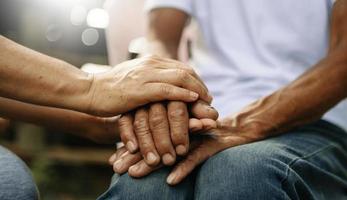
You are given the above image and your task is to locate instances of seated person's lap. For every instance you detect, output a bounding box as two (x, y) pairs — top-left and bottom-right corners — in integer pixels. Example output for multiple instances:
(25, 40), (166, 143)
(0, 146), (39, 200)
(99, 120), (347, 200)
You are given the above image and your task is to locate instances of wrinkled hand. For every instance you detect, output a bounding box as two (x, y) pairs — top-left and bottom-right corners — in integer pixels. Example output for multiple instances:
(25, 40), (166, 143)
(118, 100), (218, 167)
(88, 56), (212, 117)
(110, 116), (266, 185)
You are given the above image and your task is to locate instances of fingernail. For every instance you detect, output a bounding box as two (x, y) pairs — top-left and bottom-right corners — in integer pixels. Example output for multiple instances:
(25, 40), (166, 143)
(146, 152), (158, 164)
(190, 92), (199, 100)
(129, 164), (140, 173)
(167, 173), (177, 185)
(109, 154), (117, 163)
(113, 160), (123, 171)
(126, 141), (137, 153)
(162, 153), (175, 165)
(176, 145), (187, 155)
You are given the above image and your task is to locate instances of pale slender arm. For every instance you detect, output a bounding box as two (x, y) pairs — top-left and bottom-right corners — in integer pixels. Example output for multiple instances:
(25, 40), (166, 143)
(0, 36), (92, 113)
(0, 36), (211, 117)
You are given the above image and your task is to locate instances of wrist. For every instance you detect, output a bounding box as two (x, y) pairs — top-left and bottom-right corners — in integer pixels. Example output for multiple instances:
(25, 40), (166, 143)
(224, 105), (275, 139)
(64, 70), (96, 114)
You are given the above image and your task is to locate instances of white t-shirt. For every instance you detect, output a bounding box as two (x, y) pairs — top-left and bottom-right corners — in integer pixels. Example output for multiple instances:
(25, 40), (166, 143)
(146, 0), (347, 131)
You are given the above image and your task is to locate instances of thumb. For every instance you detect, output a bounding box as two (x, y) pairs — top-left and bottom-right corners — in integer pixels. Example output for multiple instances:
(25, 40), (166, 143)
(190, 100), (219, 120)
(166, 142), (217, 185)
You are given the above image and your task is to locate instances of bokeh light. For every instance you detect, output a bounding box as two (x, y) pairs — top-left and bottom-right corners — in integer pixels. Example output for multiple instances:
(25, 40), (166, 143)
(81, 28), (99, 46)
(45, 24), (63, 42)
(86, 8), (109, 29)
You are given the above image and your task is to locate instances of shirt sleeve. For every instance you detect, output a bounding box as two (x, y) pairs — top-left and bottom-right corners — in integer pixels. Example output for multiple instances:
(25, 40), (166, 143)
(144, 0), (193, 15)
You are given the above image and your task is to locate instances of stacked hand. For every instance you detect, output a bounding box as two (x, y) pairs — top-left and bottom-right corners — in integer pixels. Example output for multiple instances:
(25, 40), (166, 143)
(104, 55), (265, 185)
(87, 56), (212, 117)
(116, 100), (218, 167)
(109, 115), (265, 185)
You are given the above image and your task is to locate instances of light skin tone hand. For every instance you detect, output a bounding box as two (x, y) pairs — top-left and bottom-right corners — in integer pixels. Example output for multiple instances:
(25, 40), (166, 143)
(118, 100), (218, 167)
(110, 0), (347, 185)
(89, 56), (213, 116)
(0, 36), (211, 117)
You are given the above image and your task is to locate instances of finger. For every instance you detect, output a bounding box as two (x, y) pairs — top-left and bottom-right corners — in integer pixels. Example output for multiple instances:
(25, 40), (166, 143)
(152, 69), (212, 103)
(166, 144), (214, 185)
(108, 147), (127, 165)
(190, 100), (219, 120)
(134, 108), (160, 166)
(113, 151), (142, 174)
(149, 103), (176, 166)
(188, 118), (203, 132)
(128, 160), (162, 178)
(189, 119), (218, 136)
(201, 118), (218, 130)
(167, 101), (189, 156)
(145, 83), (200, 103)
(118, 114), (138, 153)
(154, 57), (210, 93)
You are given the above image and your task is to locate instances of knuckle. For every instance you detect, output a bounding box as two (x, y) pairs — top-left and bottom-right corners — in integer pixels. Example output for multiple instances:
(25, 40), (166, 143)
(160, 85), (172, 97)
(141, 55), (159, 66)
(133, 118), (150, 137)
(169, 108), (187, 119)
(118, 116), (129, 127)
(185, 156), (197, 167)
(185, 67), (195, 75)
(150, 103), (165, 112)
(176, 69), (189, 81)
(149, 115), (167, 128)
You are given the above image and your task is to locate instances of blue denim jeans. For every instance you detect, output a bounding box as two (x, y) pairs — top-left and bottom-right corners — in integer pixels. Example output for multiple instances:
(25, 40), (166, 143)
(98, 120), (347, 200)
(0, 146), (39, 200)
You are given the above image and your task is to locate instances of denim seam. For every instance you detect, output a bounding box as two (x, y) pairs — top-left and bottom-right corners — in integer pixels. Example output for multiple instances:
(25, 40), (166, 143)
(280, 144), (336, 185)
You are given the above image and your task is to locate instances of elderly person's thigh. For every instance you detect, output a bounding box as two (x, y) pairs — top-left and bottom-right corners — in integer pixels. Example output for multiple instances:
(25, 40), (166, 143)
(98, 167), (195, 200)
(194, 120), (347, 200)
(0, 146), (39, 200)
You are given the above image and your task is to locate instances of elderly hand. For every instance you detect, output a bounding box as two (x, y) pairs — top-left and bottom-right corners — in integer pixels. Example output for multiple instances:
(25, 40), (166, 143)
(87, 56), (212, 117)
(117, 100), (218, 167)
(110, 115), (267, 185)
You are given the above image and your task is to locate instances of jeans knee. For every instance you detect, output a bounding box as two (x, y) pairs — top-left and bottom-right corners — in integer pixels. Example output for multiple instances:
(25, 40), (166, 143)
(0, 146), (39, 200)
(98, 167), (194, 200)
(195, 142), (288, 199)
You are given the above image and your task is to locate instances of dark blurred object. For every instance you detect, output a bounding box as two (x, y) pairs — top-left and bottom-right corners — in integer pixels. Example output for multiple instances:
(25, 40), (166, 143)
(0, 118), (10, 135)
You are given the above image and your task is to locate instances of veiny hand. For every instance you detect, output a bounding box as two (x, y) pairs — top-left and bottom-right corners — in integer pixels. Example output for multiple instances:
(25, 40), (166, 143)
(110, 116), (266, 185)
(87, 56), (212, 117)
(118, 100), (218, 167)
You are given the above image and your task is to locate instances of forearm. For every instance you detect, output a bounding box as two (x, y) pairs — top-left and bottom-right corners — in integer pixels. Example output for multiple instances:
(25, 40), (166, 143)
(229, 1), (347, 136)
(0, 96), (110, 138)
(144, 40), (178, 59)
(145, 8), (189, 59)
(0, 36), (92, 112)
(231, 49), (347, 136)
